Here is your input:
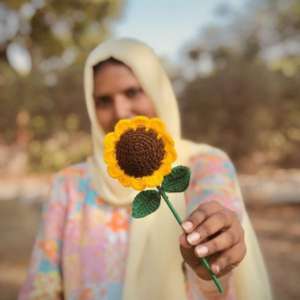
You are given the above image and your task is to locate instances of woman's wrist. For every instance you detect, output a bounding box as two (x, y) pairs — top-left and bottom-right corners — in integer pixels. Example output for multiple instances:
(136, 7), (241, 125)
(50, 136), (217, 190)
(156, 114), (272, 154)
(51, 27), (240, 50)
(199, 272), (232, 300)
(185, 263), (234, 300)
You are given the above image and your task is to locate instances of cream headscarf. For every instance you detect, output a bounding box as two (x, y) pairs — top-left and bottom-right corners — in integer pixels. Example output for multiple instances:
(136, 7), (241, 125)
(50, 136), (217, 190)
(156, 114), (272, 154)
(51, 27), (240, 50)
(84, 38), (272, 300)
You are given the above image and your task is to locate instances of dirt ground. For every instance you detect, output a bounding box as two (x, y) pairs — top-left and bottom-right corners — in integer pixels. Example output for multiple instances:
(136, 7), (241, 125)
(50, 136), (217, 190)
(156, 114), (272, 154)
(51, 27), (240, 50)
(0, 199), (299, 300)
(248, 203), (300, 300)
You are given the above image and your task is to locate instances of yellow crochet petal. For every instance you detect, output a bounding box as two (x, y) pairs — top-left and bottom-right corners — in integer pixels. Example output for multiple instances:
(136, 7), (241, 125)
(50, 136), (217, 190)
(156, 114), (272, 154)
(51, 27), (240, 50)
(161, 132), (175, 146)
(130, 178), (146, 191)
(114, 119), (132, 138)
(149, 118), (165, 132)
(103, 132), (117, 150)
(165, 144), (177, 162)
(103, 150), (116, 164)
(132, 116), (150, 128)
(163, 154), (176, 166)
(118, 174), (133, 187)
(145, 173), (163, 187)
(157, 163), (172, 176)
(107, 165), (123, 178)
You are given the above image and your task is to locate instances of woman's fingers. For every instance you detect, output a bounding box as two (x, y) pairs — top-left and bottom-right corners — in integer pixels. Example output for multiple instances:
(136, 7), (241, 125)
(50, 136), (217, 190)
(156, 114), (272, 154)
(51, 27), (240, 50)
(193, 224), (242, 258)
(211, 239), (247, 275)
(180, 201), (246, 280)
(186, 210), (235, 246)
(182, 201), (223, 234)
(179, 232), (192, 249)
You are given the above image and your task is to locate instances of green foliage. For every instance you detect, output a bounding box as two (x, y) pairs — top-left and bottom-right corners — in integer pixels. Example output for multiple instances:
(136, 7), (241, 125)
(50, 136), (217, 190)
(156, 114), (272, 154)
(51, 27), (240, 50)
(132, 190), (161, 218)
(162, 166), (191, 193)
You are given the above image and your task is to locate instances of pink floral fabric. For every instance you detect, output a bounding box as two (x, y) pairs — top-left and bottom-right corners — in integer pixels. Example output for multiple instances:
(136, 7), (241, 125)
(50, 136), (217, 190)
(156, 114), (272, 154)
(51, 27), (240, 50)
(19, 147), (243, 300)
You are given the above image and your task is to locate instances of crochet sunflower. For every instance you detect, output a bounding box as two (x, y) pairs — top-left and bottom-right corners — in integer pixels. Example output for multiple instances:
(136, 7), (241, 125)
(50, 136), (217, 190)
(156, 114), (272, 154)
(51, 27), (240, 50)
(103, 116), (177, 191)
(103, 116), (223, 293)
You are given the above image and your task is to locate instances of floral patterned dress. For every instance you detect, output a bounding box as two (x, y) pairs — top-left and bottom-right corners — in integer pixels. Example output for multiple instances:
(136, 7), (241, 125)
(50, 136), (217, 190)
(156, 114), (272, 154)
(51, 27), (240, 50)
(19, 147), (243, 300)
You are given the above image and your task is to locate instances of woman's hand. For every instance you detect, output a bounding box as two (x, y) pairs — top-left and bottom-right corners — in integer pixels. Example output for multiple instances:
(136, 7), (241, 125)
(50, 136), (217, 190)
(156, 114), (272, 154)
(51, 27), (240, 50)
(179, 201), (246, 280)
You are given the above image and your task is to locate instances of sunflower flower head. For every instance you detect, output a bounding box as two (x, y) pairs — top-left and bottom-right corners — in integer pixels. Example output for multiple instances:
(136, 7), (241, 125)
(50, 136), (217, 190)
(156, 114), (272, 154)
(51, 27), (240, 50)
(103, 116), (177, 190)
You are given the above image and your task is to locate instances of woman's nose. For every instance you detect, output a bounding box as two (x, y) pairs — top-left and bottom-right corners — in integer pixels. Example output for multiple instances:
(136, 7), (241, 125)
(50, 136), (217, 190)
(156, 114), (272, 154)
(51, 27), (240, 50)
(113, 95), (132, 120)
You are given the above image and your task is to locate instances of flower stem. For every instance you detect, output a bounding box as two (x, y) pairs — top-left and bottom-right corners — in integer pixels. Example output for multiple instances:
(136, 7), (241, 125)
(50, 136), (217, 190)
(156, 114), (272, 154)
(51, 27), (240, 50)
(157, 186), (224, 294)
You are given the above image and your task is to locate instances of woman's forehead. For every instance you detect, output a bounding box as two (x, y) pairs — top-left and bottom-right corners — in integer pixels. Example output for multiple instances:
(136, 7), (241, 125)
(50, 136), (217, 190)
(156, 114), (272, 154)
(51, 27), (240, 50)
(93, 64), (141, 94)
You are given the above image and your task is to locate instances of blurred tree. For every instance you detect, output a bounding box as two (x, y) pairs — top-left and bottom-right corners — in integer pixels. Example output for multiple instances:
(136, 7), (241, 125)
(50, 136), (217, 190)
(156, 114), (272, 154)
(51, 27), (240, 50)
(0, 0), (124, 65)
(178, 0), (300, 171)
(0, 0), (125, 172)
(264, 0), (300, 40)
(0, 0), (125, 144)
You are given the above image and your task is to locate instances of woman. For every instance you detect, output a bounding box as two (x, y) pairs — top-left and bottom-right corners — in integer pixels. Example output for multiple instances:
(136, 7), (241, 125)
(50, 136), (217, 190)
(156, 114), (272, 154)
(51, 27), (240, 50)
(19, 38), (272, 300)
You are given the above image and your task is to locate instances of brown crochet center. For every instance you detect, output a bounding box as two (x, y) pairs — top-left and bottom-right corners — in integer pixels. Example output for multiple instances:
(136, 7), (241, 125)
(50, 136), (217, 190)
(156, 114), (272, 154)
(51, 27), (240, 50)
(116, 127), (165, 177)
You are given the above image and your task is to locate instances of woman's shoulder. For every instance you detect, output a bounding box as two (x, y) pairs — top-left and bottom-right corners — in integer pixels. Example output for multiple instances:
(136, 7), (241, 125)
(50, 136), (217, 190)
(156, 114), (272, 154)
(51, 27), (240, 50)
(185, 141), (232, 167)
(54, 161), (90, 181)
(183, 142), (239, 181)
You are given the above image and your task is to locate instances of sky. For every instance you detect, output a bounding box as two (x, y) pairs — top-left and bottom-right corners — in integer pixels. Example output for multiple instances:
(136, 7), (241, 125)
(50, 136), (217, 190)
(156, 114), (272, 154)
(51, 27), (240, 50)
(113, 0), (247, 60)
(8, 0), (247, 75)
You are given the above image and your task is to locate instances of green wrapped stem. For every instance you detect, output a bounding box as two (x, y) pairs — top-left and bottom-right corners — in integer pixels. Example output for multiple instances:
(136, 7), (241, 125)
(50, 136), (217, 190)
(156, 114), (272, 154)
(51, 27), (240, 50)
(157, 187), (224, 294)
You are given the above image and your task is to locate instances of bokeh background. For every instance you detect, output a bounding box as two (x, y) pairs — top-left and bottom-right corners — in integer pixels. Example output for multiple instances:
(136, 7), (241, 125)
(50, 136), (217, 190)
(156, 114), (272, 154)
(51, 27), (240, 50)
(0, 0), (300, 299)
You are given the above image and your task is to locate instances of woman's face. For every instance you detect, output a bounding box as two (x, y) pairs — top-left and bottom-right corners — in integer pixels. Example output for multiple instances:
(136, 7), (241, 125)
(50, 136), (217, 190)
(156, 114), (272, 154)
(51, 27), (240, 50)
(93, 63), (157, 133)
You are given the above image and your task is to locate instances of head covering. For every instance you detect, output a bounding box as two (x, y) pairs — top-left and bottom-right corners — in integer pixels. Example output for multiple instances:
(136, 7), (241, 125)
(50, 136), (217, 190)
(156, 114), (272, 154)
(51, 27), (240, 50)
(84, 38), (272, 300)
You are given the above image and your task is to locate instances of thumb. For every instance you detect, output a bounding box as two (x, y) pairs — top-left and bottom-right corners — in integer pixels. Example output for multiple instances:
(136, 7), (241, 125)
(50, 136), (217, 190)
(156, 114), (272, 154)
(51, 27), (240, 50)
(179, 233), (202, 270)
(179, 232), (192, 249)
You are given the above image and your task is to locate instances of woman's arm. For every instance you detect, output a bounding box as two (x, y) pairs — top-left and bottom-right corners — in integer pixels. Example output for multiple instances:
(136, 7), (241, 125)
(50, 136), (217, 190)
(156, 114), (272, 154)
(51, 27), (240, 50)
(182, 148), (246, 299)
(19, 174), (68, 300)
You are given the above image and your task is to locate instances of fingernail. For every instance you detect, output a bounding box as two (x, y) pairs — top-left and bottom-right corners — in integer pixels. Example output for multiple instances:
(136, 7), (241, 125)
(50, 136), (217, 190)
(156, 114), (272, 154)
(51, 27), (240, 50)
(212, 264), (220, 274)
(195, 246), (208, 257)
(187, 232), (200, 245)
(182, 221), (193, 232)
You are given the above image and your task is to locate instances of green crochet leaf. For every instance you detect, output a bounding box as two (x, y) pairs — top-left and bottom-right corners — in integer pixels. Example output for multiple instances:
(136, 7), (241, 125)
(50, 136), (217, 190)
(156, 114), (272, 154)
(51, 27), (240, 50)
(161, 166), (191, 193)
(132, 190), (161, 218)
